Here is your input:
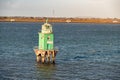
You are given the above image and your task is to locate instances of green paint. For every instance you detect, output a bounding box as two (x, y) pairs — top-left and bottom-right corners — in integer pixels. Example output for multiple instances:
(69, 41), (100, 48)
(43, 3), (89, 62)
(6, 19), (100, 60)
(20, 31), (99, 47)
(38, 33), (54, 50)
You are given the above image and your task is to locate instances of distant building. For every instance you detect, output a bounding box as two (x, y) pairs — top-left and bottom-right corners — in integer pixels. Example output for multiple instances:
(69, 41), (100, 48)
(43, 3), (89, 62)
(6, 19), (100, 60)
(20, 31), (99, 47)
(10, 19), (15, 22)
(112, 20), (118, 23)
(66, 19), (71, 23)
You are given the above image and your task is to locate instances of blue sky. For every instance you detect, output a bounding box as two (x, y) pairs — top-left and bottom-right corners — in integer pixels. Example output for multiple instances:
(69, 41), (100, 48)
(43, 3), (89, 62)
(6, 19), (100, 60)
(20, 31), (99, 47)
(0, 0), (120, 18)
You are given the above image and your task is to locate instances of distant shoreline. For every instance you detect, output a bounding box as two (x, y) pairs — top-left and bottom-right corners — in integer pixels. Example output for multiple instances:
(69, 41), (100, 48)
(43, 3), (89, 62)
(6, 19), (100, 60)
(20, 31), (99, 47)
(0, 16), (120, 24)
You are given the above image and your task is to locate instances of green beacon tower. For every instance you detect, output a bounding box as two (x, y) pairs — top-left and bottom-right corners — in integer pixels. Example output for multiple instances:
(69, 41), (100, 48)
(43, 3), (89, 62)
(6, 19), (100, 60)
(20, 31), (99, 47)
(34, 19), (58, 63)
(39, 19), (54, 50)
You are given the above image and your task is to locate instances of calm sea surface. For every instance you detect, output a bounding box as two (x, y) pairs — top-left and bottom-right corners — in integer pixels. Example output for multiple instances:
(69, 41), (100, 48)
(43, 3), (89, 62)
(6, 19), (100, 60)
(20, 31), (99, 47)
(0, 22), (120, 80)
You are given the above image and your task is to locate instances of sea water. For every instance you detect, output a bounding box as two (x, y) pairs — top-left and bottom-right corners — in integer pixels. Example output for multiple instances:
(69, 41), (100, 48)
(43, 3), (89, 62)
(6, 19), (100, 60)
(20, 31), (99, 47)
(0, 22), (120, 80)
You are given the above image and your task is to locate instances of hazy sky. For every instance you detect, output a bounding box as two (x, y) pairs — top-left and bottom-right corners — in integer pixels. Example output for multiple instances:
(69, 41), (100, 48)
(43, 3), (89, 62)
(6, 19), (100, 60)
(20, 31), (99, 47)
(0, 0), (120, 18)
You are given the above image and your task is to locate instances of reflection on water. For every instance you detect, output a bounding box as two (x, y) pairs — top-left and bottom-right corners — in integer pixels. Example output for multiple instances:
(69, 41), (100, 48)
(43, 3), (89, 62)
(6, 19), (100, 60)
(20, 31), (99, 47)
(35, 63), (57, 80)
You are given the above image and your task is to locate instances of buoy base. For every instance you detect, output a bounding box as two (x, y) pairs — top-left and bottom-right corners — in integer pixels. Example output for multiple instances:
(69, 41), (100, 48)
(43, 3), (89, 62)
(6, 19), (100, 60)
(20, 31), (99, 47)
(34, 48), (58, 64)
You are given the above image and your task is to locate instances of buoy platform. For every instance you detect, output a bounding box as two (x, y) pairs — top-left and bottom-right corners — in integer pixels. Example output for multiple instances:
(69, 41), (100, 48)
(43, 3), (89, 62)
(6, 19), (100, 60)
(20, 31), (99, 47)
(34, 47), (58, 64)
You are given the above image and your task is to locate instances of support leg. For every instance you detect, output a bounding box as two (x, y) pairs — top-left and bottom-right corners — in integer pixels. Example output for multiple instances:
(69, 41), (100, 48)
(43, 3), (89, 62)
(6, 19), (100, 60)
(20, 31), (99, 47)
(41, 57), (45, 63)
(47, 51), (51, 63)
(52, 51), (56, 64)
(41, 52), (45, 63)
(36, 55), (41, 62)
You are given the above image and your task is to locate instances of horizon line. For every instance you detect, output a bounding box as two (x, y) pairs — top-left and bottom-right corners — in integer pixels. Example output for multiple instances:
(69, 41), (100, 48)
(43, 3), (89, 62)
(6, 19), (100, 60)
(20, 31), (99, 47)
(0, 16), (120, 19)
